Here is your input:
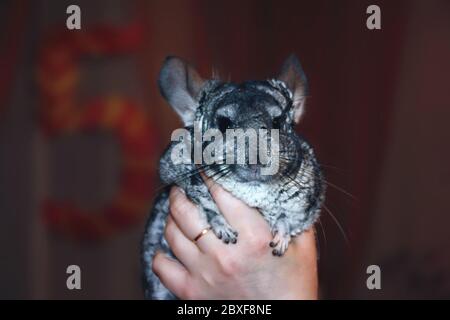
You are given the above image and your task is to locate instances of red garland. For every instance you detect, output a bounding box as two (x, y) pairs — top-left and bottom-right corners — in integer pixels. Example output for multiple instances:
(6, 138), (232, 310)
(37, 23), (157, 240)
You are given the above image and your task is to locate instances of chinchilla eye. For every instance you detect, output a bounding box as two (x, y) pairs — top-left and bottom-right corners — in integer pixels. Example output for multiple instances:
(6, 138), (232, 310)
(217, 116), (232, 133)
(272, 116), (283, 129)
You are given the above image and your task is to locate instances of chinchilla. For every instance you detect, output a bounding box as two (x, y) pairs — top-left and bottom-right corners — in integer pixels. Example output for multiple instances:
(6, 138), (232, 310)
(141, 55), (325, 299)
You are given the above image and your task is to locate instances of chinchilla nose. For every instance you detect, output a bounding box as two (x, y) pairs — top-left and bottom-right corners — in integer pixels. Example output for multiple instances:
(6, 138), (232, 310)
(239, 117), (269, 131)
(253, 117), (269, 130)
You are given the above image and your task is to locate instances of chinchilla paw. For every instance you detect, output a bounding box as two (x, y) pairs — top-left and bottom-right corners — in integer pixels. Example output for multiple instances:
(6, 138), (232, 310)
(210, 215), (238, 244)
(269, 217), (291, 256)
(269, 231), (291, 256)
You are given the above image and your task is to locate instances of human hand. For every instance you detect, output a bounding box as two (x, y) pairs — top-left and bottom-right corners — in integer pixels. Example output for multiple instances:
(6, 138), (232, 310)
(152, 177), (318, 300)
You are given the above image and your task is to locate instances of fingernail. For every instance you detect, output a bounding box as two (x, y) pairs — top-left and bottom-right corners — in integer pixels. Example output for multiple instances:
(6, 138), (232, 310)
(174, 186), (185, 194)
(153, 250), (162, 258)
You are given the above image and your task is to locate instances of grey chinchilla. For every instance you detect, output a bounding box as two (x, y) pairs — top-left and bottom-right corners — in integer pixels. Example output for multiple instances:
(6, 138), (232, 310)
(141, 55), (325, 299)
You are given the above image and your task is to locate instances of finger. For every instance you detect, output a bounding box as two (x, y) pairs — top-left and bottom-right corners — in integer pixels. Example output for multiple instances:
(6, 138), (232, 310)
(164, 215), (200, 270)
(200, 173), (265, 230)
(289, 228), (318, 299)
(152, 251), (190, 298)
(290, 228), (318, 262)
(169, 186), (221, 253)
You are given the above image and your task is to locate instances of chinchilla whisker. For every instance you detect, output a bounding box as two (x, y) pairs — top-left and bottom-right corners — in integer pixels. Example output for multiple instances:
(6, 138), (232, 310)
(321, 203), (350, 247)
(313, 219), (323, 261)
(317, 217), (327, 249)
(212, 168), (232, 183)
(279, 153), (342, 174)
(281, 172), (348, 247)
(163, 159), (232, 191)
(153, 164), (213, 193)
(205, 167), (231, 182)
(318, 163), (347, 174)
(281, 173), (311, 191)
(285, 179), (312, 191)
(323, 180), (356, 201)
(278, 155), (295, 160)
(300, 167), (357, 202)
(170, 165), (210, 183)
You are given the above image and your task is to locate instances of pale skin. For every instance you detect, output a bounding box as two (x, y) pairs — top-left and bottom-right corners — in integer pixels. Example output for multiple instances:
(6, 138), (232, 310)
(152, 175), (318, 300)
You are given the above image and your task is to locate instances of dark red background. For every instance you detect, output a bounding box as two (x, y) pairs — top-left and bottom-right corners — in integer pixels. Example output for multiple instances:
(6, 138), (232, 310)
(1, 0), (449, 299)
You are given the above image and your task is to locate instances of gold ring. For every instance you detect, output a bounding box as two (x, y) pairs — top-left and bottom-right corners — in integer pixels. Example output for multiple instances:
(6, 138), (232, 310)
(193, 226), (212, 242)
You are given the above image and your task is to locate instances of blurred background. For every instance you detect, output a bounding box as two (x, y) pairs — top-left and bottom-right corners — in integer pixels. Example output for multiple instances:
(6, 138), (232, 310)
(1, 0), (449, 299)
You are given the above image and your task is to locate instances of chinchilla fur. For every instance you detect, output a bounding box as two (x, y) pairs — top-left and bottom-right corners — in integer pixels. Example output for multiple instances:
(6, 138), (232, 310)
(141, 55), (325, 299)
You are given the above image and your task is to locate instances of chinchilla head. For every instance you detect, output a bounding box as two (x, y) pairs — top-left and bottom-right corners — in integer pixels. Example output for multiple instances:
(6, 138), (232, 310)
(158, 55), (315, 184)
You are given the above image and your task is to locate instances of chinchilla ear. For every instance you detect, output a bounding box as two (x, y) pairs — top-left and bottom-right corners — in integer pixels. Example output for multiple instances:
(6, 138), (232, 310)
(158, 56), (205, 126)
(277, 54), (309, 123)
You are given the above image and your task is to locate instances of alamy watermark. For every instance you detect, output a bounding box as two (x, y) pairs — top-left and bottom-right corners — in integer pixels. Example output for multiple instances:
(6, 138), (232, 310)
(66, 5), (81, 30)
(66, 265), (81, 290)
(366, 5), (381, 30)
(366, 264), (381, 290)
(170, 122), (280, 175)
